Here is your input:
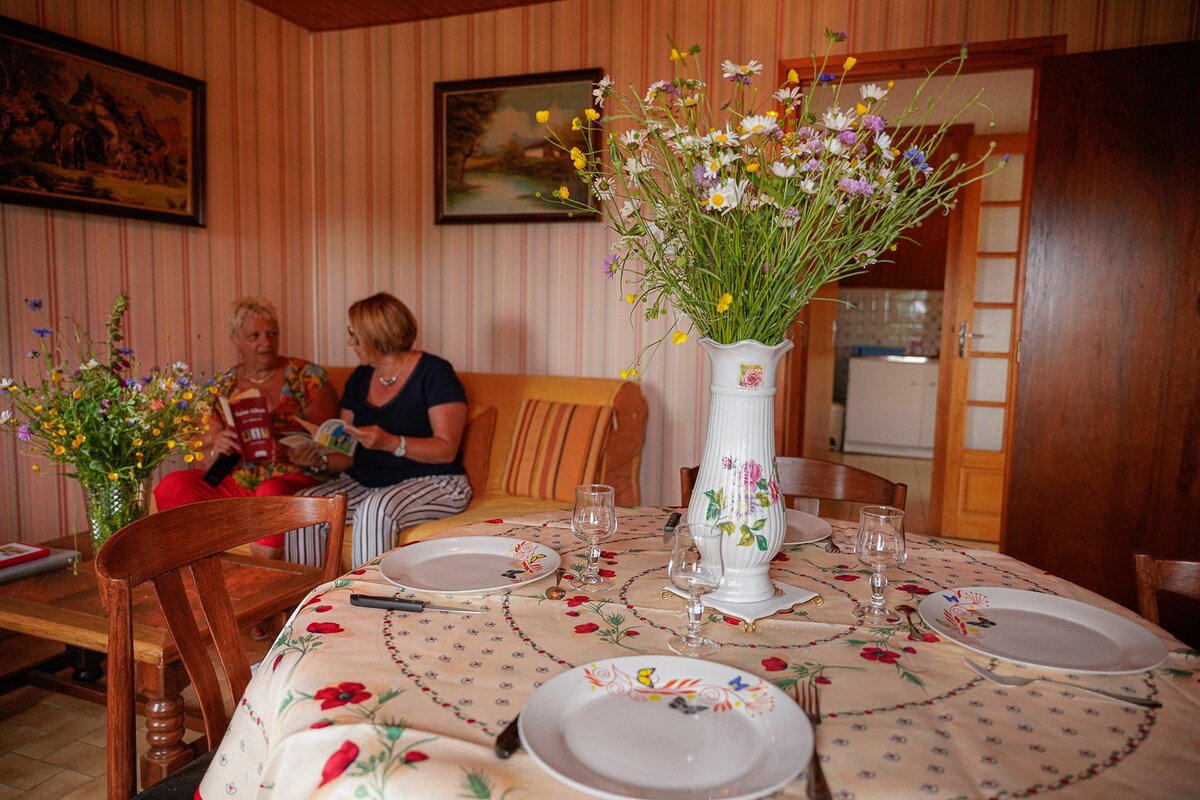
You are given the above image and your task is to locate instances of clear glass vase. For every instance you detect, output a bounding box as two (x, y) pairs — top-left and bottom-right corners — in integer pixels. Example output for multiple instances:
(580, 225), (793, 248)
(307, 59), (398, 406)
(78, 477), (151, 554)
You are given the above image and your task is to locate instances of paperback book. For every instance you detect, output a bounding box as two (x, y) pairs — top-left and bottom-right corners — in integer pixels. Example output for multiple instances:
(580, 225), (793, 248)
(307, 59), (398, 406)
(280, 418), (357, 456)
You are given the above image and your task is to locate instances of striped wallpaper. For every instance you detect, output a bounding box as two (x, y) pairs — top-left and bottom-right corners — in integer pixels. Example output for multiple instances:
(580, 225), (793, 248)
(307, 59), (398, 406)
(1, 0), (1196, 544)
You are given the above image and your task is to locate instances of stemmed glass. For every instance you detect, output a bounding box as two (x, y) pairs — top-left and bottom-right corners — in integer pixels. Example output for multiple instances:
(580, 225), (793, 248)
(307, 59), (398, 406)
(570, 484), (618, 593)
(854, 505), (907, 623)
(667, 523), (725, 657)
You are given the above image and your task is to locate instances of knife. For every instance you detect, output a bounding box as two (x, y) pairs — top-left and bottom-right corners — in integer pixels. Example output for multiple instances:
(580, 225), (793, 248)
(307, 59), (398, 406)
(493, 714), (521, 759)
(662, 511), (682, 543)
(349, 594), (484, 614)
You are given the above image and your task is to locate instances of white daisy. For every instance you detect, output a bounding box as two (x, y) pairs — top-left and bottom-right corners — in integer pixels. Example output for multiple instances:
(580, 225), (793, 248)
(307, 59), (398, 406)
(593, 76), (613, 108)
(739, 115), (777, 137)
(822, 109), (853, 131)
(703, 179), (747, 214)
(772, 87), (803, 105)
(721, 59), (764, 79)
(770, 161), (797, 179)
(860, 83), (888, 101)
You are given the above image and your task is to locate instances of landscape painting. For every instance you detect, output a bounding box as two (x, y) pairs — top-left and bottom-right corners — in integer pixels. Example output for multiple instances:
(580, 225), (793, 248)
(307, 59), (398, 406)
(0, 16), (205, 226)
(434, 69), (601, 224)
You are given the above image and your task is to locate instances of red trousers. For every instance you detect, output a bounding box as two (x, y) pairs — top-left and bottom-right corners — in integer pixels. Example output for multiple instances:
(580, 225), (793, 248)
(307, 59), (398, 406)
(153, 470), (320, 548)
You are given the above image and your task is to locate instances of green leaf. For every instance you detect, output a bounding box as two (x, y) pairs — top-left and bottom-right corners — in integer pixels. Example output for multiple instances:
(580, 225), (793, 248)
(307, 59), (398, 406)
(717, 521), (736, 535)
(750, 518), (765, 531)
(755, 534), (768, 551)
(738, 530), (755, 547)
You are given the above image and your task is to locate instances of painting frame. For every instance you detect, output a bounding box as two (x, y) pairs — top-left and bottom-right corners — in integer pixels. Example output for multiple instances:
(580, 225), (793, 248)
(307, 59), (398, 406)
(0, 15), (206, 226)
(434, 68), (602, 225)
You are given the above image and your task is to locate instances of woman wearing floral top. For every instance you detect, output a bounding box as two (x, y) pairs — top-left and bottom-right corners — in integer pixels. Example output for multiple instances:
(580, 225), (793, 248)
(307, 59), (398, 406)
(154, 297), (339, 559)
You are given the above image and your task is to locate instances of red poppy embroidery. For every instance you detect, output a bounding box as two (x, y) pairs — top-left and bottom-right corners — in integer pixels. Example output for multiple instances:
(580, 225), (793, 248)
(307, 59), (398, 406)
(761, 657), (788, 672)
(311, 719), (333, 729)
(625, 630), (640, 637)
(860, 646), (901, 664)
(319, 741), (359, 787)
(722, 616), (743, 626)
(895, 583), (931, 595)
(271, 653), (284, 672)
(771, 552), (790, 562)
(314, 605), (333, 613)
(314, 681), (371, 709)
(833, 574), (861, 581)
(564, 611), (580, 617)
(404, 751), (429, 763)
(307, 621), (344, 634)
(574, 623), (600, 634)
(815, 676), (831, 685)
(565, 596), (591, 607)
(598, 568), (617, 578)
(303, 595), (323, 608)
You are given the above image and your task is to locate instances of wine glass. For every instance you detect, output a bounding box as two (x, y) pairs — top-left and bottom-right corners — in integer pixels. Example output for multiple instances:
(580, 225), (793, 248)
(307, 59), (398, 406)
(854, 505), (907, 623)
(667, 523), (725, 657)
(570, 484), (617, 592)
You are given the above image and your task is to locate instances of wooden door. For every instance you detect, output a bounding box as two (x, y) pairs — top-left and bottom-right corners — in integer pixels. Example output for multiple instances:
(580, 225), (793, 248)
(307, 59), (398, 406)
(1005, 41), (1200, 635)
(936, 133), (1030, 541)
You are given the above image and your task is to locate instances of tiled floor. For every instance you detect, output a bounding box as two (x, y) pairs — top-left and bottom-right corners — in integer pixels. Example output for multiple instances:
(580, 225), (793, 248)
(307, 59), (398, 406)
(0, 630), (273, 797)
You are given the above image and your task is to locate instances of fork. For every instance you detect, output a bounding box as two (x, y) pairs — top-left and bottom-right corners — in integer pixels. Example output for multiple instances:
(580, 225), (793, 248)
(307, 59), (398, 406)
(963, 657), (1161, 708)
(793, 682), (832, 800)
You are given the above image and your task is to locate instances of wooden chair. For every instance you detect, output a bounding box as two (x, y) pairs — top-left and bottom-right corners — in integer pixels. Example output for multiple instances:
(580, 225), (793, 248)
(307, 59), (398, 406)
(1133, 552), (1200, 625)
(680, 456), (907, 515)
(95, 494), (348, 799)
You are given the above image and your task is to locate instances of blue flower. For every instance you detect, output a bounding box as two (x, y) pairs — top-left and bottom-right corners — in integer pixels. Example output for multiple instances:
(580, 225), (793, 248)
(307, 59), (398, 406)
(27, 298), (43, 311)
(33, 327), (52, 337)
(118, 347), (134, 356)
(903, 148), (931, 172)
(817, 72), (837, 84)
(602, 253), (619, 279)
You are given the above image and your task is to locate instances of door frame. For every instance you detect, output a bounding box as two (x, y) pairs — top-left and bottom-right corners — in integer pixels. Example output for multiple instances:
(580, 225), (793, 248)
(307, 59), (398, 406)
(776, 36), (1065, 536)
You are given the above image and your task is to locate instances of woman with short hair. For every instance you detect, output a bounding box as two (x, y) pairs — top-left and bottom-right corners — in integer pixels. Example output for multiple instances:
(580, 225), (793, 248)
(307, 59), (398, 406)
(286, 292), (472, 568)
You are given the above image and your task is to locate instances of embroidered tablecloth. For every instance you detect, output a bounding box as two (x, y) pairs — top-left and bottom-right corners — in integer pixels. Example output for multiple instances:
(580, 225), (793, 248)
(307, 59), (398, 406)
(199, 507), (1199, 800)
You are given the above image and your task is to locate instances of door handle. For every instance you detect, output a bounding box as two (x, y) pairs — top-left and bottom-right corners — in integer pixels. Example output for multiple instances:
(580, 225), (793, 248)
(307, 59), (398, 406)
(957, 321), (983, 357)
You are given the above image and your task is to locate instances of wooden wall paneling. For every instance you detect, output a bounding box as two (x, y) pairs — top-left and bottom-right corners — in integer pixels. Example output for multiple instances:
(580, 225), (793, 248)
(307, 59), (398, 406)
(1006, 41), (1200, 621)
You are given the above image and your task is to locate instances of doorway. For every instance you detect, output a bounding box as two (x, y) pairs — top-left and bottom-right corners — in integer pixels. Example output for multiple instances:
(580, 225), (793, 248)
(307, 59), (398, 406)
(777, 36), (1065, 539)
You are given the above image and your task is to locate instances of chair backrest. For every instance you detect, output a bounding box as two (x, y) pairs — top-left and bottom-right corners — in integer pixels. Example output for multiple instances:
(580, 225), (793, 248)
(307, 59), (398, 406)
(95, 493), (347, 799)
(1133, 552), (1200, 625)
(681, 456), (907, 515)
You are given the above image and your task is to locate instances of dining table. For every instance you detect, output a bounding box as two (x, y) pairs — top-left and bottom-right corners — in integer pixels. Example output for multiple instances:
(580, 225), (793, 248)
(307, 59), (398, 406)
(197, 506), (1200, 800)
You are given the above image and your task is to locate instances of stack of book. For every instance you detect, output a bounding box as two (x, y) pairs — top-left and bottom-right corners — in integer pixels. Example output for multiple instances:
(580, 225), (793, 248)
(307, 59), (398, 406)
(0, 542), (81, 585)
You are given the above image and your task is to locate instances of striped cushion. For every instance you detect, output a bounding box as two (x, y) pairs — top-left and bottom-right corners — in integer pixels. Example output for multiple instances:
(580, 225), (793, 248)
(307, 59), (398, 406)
(502, 399), (614, 501)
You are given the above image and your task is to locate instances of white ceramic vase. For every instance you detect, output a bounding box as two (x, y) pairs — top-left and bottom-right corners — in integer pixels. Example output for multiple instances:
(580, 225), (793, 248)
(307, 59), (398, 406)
(686, 337), (794, 604)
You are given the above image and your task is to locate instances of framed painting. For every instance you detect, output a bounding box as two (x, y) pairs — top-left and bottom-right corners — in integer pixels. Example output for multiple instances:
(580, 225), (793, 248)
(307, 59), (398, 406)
(435, 68), (602, 224)
(0, 16), (206, 226)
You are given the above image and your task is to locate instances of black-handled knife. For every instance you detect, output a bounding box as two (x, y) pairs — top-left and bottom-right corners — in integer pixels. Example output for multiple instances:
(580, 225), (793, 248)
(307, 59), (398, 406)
(494, 714), (521, 759)
(663, 511), (682, 543)
(349, 594), (484, 614)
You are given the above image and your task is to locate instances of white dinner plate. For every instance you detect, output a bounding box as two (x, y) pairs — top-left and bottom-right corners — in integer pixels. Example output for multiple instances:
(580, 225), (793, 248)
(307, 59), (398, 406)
(378, 536), (559, 595)
(519, 655), (812, 800)
(919, 587), (1168, 674)
(785, 508), (832, 544)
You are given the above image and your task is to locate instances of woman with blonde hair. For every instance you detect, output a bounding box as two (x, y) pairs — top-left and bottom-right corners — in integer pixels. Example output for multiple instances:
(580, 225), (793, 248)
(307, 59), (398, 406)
(154, 297), (339, 559)
(286, 292), (471, 567)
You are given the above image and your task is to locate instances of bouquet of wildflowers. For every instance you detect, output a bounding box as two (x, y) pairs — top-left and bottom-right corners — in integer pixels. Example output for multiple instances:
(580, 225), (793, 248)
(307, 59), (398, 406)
(1, 293), (215, 484)
(541, 30), (1000, 376)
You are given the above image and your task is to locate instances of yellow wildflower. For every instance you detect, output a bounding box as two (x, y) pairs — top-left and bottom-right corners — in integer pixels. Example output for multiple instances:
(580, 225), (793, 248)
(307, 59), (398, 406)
(672, 331), (688, 345)
(625, 294), (636, 304)
(682, 96), (699, 108)
(153, 428), (161, 436)
(167, 439), (176, 449)
(766, 110), (778, 118)
(746, 162), (760, 174)
(556, 185), (570, 200)
(183, 454), (195, 463)
(787, 68), (799, 84)
(52, 372), (61, 382)
(182, 391), (194, 401)
(535, 110), (550, 123)
(54, 445), (66, 455)
(670, 48), (684, 62)
(619, 369), (630, 379)
(856, 102), (868, 116)
(843, 56), (857, 71)
(72, 389), (82, 400)
(716, 292), (733, 314)
(584, 108), (600, 121)
(107, 472), (118, 481)
(571, 117), (582, 131)
(132, 438), (142, 447)
(193, 440), (203, 448)
(57, 428), (66, 436)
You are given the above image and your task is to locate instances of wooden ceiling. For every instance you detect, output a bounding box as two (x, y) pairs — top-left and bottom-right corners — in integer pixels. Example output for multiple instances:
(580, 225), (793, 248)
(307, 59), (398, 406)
(246, 0), (562, 31)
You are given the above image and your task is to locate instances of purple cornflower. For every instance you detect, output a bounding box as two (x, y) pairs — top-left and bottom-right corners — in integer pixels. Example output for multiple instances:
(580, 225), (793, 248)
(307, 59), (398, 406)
(817, 72), (837, 85)
(861, 114), (885, 132)
(118, 347), (134, 355)
(101, 399), (112, 407)
(692, 163), (712, 189)
(16, 424), (32, 442)
(33, 327), (52, 337)
(761, 262), (774, 274)
(27, 298), (43, 311)
(904, 147), (930, 171)
(25, 349), (38, 359)
(836, 130), (858, 147)
(602, 253), (619, 279)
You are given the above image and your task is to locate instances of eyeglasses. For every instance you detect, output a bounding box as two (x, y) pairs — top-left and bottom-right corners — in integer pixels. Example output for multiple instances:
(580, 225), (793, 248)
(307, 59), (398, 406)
(346, 327), (359, 346)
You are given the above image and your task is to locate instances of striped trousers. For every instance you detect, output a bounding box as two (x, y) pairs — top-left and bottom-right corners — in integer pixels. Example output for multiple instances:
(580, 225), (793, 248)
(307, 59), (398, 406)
(285, 473), (472, 568)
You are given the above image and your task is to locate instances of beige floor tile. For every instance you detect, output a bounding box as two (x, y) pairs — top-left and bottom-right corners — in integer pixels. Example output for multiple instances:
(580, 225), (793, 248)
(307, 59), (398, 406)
(59, 773), (109, 800)
(38, 739), (107, 777)
(13, 767), (92, 800)
(0, 720), (42, 756)
(15, 715), (106, 759)
(0, 781), (23, 799)
(0, 687), (48, 719)
(5, 703), (82, 734)
(0, 752), (63, 790)
(37, 693), (106, 719)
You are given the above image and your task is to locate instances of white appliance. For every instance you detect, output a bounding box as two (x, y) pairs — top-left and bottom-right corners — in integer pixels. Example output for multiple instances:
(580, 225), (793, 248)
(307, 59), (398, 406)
(843, 356), (938, 458)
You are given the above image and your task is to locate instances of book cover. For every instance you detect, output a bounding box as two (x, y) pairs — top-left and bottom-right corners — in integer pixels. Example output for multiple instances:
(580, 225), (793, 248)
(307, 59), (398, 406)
(280, 418), (358, 456)
(0, 542), (50, 570)
(219, 390), (275, 462)
(0, 547), (79, 585)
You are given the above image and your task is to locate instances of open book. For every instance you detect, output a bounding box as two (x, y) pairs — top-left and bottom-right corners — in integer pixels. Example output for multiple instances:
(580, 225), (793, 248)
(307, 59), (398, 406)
(217, 390), (274, 462)
(280, 417), (358, 456)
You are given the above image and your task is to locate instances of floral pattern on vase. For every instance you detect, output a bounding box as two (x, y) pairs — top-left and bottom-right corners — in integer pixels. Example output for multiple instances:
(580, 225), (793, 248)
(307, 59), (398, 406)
(701, 456), (782, 551)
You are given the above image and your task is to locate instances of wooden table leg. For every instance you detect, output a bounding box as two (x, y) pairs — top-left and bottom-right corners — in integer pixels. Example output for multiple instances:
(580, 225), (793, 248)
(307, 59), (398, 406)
(136, 660), (194, 788)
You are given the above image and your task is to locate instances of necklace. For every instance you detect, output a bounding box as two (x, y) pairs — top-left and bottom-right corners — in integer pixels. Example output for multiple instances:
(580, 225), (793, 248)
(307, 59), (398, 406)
(244, 366), (277, 385)
(378, 352), (412, 387)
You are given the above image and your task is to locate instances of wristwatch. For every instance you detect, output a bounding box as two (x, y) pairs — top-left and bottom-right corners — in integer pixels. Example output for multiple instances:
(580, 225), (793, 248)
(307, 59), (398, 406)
(392, 435), (407, 458)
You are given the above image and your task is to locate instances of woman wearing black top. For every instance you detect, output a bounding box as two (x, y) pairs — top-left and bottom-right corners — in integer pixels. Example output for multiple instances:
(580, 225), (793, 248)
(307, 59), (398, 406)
(286, 293), (472, 568)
